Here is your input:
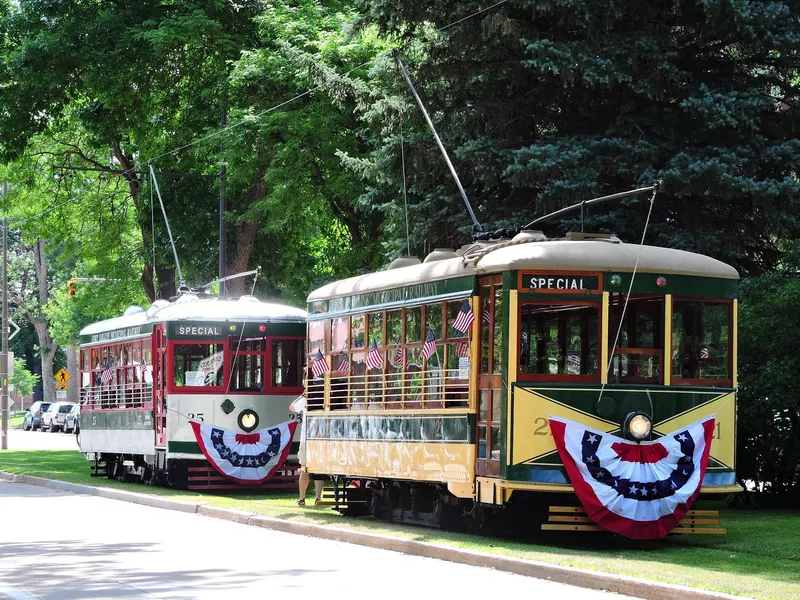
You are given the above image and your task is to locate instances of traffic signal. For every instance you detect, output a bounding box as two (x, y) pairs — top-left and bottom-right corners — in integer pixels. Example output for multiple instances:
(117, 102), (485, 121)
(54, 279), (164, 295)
(67, 279), (76, 299)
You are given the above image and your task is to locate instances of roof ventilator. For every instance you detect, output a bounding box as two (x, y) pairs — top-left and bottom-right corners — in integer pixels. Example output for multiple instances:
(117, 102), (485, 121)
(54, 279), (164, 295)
(387, 255), (423, 270)
(423, 248), (459, 263)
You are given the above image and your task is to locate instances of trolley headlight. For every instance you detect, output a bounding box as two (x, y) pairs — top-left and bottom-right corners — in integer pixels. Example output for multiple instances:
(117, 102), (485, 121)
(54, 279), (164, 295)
(624, 411), (651, 441)
(238, 409), (259, 433)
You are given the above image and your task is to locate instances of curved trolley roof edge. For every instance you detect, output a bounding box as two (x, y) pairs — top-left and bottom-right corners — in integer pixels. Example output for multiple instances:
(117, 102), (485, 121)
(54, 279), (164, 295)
(80, 295), (308, 340)
(307, 237), (739, 303)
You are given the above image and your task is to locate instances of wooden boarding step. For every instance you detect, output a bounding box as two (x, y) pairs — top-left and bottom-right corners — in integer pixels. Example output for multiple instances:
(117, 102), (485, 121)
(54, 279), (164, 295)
(541, 506), (726, 535)
(186, 463), (299, 491)
(90, 459), (107, 478)
(317, 483), (366, 510)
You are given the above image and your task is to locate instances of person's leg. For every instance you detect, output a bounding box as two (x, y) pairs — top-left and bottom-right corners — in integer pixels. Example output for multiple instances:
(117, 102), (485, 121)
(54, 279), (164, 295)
(313, 478), (324, 503)
(298, 470), (309, 505)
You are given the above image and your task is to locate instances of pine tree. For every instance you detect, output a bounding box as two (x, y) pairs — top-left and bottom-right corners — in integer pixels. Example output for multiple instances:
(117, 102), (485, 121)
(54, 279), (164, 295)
(361, 0), (800, 272)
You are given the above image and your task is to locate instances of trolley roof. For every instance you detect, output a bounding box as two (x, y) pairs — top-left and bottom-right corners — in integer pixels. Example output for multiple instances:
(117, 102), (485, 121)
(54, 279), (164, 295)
(307, 237), (739, 302)
(80, 295), (307, 341)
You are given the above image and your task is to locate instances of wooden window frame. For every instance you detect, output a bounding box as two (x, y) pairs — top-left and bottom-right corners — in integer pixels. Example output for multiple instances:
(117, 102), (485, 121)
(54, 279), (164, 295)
(516, 299), (602, 383)
(671, 297), (733, 388)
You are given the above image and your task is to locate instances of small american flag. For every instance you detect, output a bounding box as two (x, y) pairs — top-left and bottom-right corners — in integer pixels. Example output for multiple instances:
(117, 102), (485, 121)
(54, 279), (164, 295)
(422, 329), (437, 361)
(452, 299), (475, 333)
(334, 355), (350, 376)
(393, 344), (406, 368)
(366, 340), (384, 371)
(139, 362), (151, 378)
(100, 365), (114, 384)
(482, 306), (491, 324)
(700, 347), (709, 359)
(455, 341), (470, 358)
(311, 349), (329, 378)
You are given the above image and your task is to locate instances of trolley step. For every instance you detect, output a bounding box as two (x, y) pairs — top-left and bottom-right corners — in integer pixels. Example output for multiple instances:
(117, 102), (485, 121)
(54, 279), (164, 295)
(541, 506), (726, 535)
(186, 463), (300, 492)
(90, 459), (108, 478)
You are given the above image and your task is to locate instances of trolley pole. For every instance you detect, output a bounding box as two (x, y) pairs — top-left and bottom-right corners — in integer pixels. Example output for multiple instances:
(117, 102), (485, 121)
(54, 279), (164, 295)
(2, 217), (8, 450)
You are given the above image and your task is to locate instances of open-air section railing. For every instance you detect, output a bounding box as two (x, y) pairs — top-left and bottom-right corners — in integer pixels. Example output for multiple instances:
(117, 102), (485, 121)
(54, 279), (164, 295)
(82, 383), (154, 409)
(307, 368), (470, 410)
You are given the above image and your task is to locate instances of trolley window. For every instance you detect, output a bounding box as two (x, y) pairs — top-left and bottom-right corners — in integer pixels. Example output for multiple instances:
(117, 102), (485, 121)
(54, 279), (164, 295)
(272, 339), (304, 388)
(519, 302), (600, 381)
(672, 299), (732, 386)
(173, 343), (224, 388)
(608, 294), (664, 384)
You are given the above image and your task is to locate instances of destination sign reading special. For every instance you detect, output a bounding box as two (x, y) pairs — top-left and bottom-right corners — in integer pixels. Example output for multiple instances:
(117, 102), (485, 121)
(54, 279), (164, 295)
(520, 273), (600, 293)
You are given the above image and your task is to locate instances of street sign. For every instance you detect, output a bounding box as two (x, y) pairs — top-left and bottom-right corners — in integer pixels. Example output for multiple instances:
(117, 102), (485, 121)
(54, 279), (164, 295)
(55, 368), (70, 388)
(56, 390), (67, 399)
(56, 383), (68, 391)
(8, 318), (19, 340)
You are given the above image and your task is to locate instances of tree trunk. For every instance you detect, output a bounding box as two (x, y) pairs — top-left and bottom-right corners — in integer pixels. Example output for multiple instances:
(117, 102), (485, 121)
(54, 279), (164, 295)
(225, 165), (267, 298)
(67, 343), (78, 405)
(112, 143), (175, 302)
(226, 221), (259, 298)
(32, 238), (58, 403)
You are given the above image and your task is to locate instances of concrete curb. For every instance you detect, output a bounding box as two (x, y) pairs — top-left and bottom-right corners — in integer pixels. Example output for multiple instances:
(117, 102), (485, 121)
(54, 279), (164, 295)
(0, 470), (751, 600)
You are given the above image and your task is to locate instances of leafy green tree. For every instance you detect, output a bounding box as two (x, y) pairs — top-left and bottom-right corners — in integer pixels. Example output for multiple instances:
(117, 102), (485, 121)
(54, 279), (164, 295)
(356, 0), (800, 272)
(10, 357), (39, 398)
(224, 0), (392, 300)
(738, 258), (800, 506)
(0, 0), (263, 300)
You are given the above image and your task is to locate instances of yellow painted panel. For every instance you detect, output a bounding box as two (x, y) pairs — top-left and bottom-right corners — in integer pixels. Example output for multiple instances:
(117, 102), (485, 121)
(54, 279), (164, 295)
(307, 440), (475, 483)
(512, 388), (618, 464)
(652, 392), (736, 468)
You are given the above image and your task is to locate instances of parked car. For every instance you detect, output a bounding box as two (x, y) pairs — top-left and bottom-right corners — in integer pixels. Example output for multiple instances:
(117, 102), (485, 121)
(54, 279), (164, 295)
(42, 402), (75, 432)
(63, 403), (80, 434)
(22, 401), (52, 431)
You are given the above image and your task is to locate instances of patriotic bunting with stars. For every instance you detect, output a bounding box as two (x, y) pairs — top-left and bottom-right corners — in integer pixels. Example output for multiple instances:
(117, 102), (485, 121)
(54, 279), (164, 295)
(548, 415), (715, 539)
(190, 419), (298, 485)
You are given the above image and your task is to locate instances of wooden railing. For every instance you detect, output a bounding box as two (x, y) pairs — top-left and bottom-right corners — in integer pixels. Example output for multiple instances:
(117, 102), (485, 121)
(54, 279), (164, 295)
(307, 368), (470, 410)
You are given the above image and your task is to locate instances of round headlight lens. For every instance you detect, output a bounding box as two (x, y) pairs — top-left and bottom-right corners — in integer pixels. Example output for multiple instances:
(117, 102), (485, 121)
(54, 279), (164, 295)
(626, 412), (651, 440)
(238, 409), (259, 432)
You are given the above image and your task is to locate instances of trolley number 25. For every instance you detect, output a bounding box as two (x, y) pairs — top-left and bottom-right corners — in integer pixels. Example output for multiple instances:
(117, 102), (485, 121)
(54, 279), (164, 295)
(187, 413), (204, 422)
(531, 418), (724, 440)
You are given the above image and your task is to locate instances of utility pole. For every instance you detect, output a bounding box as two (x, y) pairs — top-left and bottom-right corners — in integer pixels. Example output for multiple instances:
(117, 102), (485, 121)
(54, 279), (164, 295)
(219, 92), (228, 297)
(2, 216), (8, 450)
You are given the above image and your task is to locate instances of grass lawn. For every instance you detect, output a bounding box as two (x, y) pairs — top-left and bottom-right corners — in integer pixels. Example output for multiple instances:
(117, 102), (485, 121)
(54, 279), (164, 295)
(1, 449), (798, 600)
(7, 414), (24, 428)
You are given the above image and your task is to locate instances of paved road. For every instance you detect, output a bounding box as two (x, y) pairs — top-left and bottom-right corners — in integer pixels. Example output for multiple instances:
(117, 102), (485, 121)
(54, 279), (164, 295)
(2, 425), (79, 451)
(0, 480), (636, 600)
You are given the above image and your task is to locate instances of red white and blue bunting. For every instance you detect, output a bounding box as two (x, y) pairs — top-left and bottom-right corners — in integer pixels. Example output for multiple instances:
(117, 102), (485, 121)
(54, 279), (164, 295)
(549, 416), (715, 539)
(190, 419), (297, 485)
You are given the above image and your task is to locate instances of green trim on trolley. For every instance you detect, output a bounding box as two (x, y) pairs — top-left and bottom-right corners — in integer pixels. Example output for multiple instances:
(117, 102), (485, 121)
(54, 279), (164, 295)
(82, 410), (155, 430)
(308, 276), (476, 317)
(80, 325), (155, 346)
(167, 440), (302, 455)
(602, 272), (738, 298)
(168, 441), (202, 454)
(307, 412), (475, 443)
